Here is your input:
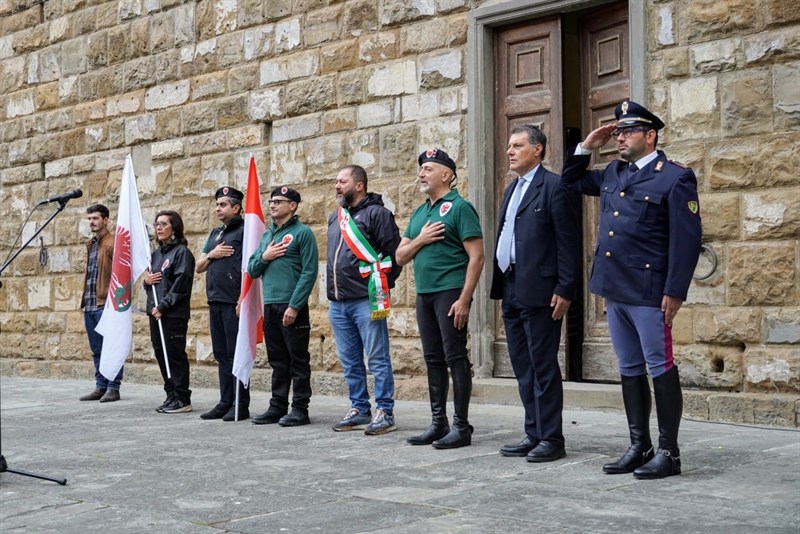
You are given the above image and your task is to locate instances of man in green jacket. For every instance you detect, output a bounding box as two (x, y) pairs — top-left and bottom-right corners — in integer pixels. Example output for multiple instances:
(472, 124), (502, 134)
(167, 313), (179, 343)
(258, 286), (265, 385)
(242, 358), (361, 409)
(247, 186), (319, 427)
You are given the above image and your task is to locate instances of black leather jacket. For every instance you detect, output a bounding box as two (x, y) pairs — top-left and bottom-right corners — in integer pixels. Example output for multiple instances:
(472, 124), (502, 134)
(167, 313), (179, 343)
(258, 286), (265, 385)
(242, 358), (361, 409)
(146, 241), (196, 319)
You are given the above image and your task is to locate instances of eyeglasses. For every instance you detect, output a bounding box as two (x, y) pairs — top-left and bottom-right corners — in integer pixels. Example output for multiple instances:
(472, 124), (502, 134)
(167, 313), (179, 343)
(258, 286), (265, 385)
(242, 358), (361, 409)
(268, 199), (293, 205)
(154, 222), (171, 228)
(611, 128), (650, 138)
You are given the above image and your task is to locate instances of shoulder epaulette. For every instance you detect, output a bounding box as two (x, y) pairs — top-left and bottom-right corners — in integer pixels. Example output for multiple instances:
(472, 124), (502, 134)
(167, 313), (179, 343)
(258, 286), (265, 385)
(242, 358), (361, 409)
(669, 160), (688, 169)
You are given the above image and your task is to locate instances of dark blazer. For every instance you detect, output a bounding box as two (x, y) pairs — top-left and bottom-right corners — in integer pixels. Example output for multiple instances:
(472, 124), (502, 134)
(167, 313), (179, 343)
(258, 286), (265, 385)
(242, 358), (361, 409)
(490, 165), (582, 307)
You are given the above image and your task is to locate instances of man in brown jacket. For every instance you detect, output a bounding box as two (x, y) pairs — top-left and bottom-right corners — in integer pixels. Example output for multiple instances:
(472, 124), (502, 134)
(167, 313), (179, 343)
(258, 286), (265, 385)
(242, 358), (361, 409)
(79, 204), (123, 402)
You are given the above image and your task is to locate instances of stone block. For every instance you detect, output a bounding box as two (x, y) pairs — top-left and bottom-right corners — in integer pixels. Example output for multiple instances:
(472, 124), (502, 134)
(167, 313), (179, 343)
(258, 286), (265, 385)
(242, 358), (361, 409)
(285, 75), (336, 116)
(217, 31), (244, 68)
(12, 26), (48, 55)
(249, 87), (283, 121)
(357, 31), (397, 64)
(286, 49), (320, 80)
(728, 243), (797, 306)
(106, 90), (144, 117)
(654, 3), (675, 47)
(400, 14), (465, 55)
(752, 395), (799, 427)
(123, 56), (156, 92)
(48, 16), (70, 44)
(154, 50), (180, 84)
(199, 153), (232, 191)
(694, 307), (761, 345)
(681, 0), (757, 43)
(109, 118), (126, 148)
(44, 158), (72, 179)
(227, 124), (263, 149)
(1, 56), (25, 93)
(269, 141), (306, 185)
(148, 11), (173, 54)
(708, 393), (754, 423)
(744, 27), (800, 66)
(214, 0), (238, 35)
(151, 139), (184, 160)
(274, 17), (300, 52)
(698, 192), (739, 240)
(742, 190), (800, 238)
(368, 60), (417, 97)
(191, 71), (228, 100)
(272, 114), (321, 143)
(662, 47), (688, 79)
(705, 140), (756, 190)
(419, 50), (462, 89)
(44, 108), (72, 132)
(744, 347), (800, 393)
(304, 133), (345, 182)
(260, 57), (288, 85)
(764, 0), (800, 26)
(321, 39), (359, 74)
(118, 0), (142, 21)
(379, 123), (417, 175)
(144, 80), (190, 110)
(773, 62), (800, 130)
(229, 63), (259, 93)
(761, 135), (800, 187)
(264, 0), (291, 21)
(417, 115), (462, 162)
(84, 124), (109, 152)
(337, 68), (366, 105)
(130, 18), (149, 58)
(357, 99), (396, 128)
(190, 38), (218, 75)
(174, 3), (195, 46)
(720, 69), (773, 137)
(171, 157), (201, 195)
(6, 90), (35, 118)
(87, 30), (108, 69)
(216, 94), (249, 129)
(124, 113), (156, 144)
(322, 108), (356, 134)
(669, 77), (718, 141)
(95, 2), (117, 30)
(237, 0), (263, 28)
(691, 38), (739, 75)
(183, 101), (217, 134)
(379, 0), (433, 27)
(155, 108), (182, 138)
(765, 308), (800, 344)
(34, 81), (58, 111)
(38, 45), (61, 83)
(195, 0), (214, 41)
(306, 4), (342, 46)
(243, 24), (273, 61)
(108, 26), (130, 64)
(343, 0), (377, 34)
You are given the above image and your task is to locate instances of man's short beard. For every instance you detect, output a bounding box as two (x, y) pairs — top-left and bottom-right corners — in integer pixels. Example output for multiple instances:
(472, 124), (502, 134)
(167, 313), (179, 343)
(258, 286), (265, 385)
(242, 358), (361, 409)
(337, 191), (355, 208)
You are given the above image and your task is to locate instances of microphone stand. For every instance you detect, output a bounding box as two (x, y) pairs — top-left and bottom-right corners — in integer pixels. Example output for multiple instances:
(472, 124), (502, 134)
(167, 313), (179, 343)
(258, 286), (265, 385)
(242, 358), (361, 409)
(0, 200), (69, 485)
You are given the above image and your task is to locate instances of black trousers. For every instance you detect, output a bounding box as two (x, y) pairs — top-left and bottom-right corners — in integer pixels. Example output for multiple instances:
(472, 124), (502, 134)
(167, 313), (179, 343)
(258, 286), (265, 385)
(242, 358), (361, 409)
(209, 302), (250, 409)
(416, 288), (469, 372)
(264, 304), (312, 411)
(501, 270), (564, 446)
(149, 316), (191, 403)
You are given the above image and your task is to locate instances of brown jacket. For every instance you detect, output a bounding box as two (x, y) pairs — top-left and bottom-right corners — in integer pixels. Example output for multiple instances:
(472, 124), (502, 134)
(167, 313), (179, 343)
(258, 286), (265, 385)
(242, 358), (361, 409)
(81, 228), (114, 308)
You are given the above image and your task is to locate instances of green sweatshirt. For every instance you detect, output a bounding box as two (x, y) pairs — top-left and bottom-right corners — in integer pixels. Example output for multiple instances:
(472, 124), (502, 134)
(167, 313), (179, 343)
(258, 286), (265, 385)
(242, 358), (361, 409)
(247, 216), (319, 309)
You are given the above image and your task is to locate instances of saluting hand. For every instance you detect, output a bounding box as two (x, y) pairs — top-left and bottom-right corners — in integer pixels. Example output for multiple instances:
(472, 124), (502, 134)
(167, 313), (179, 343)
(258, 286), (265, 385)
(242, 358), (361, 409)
(581, 123), (618, 151)
(262, 241), (288, 261)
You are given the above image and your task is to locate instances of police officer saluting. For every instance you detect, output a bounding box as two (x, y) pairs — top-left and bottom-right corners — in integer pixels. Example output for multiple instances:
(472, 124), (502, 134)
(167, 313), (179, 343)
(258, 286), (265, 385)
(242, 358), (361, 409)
(196, 186), (250, 421)
(561, 101), (702, 479)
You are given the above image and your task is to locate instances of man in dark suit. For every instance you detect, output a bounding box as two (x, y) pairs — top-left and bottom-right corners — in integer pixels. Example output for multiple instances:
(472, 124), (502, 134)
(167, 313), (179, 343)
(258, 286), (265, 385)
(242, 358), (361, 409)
(561, 101), (702, 479)
(490, 124), (581, 462)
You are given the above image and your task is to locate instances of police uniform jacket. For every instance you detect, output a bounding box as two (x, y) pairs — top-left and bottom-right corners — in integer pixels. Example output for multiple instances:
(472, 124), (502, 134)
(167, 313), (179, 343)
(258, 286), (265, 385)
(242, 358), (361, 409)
(561, 149), (702, 307)
(203, 216), (243, 305)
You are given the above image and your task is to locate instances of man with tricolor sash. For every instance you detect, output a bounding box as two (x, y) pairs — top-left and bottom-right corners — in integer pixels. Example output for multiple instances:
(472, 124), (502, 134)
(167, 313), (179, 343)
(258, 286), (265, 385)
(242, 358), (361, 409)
(326, 164), (402, 435)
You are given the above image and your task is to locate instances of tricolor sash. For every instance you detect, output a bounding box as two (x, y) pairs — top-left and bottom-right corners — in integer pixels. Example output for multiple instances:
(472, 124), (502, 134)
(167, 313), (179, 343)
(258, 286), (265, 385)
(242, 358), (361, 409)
(338, 207), (392, 320)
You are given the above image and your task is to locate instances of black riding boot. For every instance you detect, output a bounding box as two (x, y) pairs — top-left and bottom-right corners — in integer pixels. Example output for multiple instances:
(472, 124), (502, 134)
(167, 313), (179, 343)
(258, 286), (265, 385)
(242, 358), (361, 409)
(408, 365), (450, 445)
(432, 359), (473, 449)
(603, 374), (654, 474)
(634, 366), (682, 479)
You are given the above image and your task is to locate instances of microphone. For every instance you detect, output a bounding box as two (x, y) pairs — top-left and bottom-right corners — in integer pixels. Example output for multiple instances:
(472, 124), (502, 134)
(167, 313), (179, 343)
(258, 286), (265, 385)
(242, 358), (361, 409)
(39, 189), (83, 204)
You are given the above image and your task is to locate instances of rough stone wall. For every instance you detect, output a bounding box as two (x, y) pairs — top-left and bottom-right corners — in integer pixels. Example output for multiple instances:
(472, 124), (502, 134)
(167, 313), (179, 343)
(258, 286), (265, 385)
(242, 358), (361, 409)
(0, 0), (473, 378)
(648, 0), (800, 393)
(1, 0), (798, 395)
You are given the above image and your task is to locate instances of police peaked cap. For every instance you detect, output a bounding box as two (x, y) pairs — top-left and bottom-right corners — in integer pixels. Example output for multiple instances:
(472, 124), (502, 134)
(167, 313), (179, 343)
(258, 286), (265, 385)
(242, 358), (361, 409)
(615, 100), (665, 130)
(271, 185), (301, 203)
(215, 186), (244, 202)
(418, 148), (457, 175)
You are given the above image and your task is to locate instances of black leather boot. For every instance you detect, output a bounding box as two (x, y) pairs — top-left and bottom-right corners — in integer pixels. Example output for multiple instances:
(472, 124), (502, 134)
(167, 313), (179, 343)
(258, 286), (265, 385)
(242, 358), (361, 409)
(634, 366), (682, 479)
(407, 365), (450, 445)
(603, 374), (654, 474)
(432, 359), (473, 449)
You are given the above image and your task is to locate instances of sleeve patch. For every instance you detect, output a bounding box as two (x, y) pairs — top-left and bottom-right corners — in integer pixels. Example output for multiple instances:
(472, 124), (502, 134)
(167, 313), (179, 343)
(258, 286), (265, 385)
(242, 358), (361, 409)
(688, 200), (699, 214)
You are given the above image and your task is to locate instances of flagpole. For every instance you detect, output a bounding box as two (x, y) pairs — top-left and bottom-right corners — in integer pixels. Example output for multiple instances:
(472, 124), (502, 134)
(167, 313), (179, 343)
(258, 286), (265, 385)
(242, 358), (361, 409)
(234, 377), (240, 421)
(149, 285), (172, 379)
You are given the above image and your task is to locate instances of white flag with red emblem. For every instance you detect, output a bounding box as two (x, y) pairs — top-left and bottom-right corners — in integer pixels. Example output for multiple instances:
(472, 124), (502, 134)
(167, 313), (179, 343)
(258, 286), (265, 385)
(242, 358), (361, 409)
(97, 155), (152, 381)
(232, 156), (265, 388)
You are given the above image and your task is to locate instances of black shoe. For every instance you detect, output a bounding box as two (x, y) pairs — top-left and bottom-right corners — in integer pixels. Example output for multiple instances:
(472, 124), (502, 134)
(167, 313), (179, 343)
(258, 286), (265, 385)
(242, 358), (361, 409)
(155, 396), (175, 413)
(200, 405), (230, 420)
(278, 408), (310, 427)
(603, 445), (654, 474)
(500, 436), (540, 457)
(633, 449), (681, 479)
(99, 389), (120, 403)
(252, 409), (287, 425)
(162, 399), (193, 414)
(431, 425), (473, 449)
(407, 423), (449, 446)
(223, 406), (250, 422)
(79, 388), (106, 401)
(526, 441), (566, 463)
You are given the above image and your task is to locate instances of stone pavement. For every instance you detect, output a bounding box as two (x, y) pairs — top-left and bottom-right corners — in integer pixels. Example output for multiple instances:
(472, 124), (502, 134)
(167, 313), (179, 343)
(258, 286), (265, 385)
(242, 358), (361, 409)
(1, 377), (798, 534)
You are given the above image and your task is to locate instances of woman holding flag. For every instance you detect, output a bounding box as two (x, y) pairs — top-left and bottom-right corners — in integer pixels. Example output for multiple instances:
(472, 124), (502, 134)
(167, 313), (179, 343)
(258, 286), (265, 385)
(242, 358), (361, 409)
(145, 210), (196, 414)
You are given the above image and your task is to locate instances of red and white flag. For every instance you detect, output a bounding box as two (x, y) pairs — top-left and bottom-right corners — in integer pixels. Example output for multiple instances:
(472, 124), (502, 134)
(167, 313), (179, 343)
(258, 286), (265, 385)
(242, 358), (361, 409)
(232, 156), (265, 388)
(97, 155), (151, 381)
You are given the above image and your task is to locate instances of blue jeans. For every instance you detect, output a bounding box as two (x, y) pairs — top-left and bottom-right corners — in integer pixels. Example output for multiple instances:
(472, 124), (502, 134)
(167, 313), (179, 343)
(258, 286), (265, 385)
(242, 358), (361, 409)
(84, 309), (123, 390)
(329, 298), (394, 413)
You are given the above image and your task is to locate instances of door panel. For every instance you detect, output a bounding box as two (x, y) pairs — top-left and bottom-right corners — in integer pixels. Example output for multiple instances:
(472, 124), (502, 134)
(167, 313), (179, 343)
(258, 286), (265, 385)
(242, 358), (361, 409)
(579, 2), (629, 381)
(493, 17), (565, 379)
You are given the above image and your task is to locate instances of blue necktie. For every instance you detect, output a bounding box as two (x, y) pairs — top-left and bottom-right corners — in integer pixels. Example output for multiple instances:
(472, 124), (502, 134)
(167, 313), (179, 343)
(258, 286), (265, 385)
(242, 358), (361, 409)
(497, 179), (526, 272)
(622, 163), (638, 189)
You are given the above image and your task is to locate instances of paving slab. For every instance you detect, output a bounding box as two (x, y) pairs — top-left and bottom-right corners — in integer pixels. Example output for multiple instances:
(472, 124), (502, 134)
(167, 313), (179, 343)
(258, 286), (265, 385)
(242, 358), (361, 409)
(1, 377), (798, 533)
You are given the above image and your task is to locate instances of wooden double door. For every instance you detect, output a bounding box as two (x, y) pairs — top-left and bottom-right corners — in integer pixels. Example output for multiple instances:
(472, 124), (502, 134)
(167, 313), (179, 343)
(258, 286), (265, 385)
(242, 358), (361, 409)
(492, 2), (629, 382)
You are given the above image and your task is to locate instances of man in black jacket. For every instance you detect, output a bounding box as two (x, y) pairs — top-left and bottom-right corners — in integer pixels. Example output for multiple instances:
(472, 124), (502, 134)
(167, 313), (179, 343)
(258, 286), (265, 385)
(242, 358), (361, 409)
(326, 164), (402, 435)
(196, 186), (249, 422)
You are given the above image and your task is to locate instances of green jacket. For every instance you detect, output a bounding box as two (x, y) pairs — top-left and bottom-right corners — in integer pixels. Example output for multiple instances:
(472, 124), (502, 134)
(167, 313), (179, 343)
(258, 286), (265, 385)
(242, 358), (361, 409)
(247, 216), (319, 309)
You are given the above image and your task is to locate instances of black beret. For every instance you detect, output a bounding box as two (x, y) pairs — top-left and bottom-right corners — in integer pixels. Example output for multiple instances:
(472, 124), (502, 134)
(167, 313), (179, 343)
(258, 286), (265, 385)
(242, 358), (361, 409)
(214, 186), (244, 202)
(271, 185), (301, 203)
(615, 100), (665, 130)
(418, 148), (457, 175)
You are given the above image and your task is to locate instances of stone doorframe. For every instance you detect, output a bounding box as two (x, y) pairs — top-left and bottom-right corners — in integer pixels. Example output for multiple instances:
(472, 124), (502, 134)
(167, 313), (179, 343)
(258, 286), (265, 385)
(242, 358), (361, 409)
(466, 0), (647, 378)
